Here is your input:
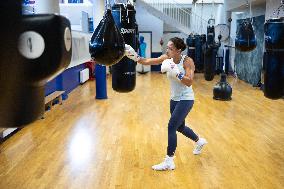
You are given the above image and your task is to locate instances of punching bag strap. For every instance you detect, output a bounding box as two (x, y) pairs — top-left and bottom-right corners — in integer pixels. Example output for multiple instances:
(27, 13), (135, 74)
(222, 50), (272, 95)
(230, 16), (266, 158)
(120, 5), (122, 23)
(124, 1), (130, 24)
(272, 0), (284, 18)
(246, 0), (253, 24)
(249, 0), (252, 20)
(127, 6), (130, 24)
(105, 0), (111, 11)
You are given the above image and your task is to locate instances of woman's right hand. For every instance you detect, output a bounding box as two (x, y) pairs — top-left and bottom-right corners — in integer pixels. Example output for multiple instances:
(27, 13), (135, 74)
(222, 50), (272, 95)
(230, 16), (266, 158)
(125, 44), (140, 62)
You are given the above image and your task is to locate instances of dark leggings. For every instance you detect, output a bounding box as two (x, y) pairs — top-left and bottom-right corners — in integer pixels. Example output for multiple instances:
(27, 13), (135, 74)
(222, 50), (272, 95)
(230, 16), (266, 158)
(167, 100), (198, 156)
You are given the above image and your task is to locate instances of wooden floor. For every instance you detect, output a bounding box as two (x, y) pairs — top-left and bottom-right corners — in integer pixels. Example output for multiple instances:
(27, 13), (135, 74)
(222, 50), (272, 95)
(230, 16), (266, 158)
(0, 73), (283, 189)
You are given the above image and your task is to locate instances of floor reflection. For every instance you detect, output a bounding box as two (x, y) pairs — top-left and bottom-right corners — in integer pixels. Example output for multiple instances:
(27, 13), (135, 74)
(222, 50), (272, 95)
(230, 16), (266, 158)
(68, 126), (94, 169)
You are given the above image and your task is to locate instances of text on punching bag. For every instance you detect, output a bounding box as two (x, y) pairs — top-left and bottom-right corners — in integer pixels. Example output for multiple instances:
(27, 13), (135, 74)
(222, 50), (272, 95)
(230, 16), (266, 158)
(121, 28), (136, 34)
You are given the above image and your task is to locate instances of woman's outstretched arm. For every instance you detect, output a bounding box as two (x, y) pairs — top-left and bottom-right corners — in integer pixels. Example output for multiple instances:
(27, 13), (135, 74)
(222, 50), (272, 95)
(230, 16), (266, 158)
(138, 54), (169, 65)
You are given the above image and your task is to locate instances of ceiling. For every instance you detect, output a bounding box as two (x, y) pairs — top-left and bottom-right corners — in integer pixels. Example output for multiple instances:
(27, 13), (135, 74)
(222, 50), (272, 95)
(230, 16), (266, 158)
(225, 0), (266, 11)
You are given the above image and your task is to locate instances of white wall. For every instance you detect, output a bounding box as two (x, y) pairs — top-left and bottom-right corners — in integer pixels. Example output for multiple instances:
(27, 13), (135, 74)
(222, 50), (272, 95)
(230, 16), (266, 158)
(60, 4), (93, 26)
(59, 3), (93, 68)
(92, 0), (105, 29)
(136, 4), (163, 52)
(164, 23), (178, 32)
(190, 3), (224, 34)
(68, 31), (92, 68)
(34, 0), (60, 14)
(265, 0), (284, 20)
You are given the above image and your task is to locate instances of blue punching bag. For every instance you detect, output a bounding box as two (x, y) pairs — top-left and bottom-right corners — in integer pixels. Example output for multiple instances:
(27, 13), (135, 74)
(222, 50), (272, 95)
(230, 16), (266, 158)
(95, 64), (107, 99)
(186, 34), (195, 62)
(263, 17), (284, 99)
(111, 4), (137, 92)
(235, 20), (257, 52)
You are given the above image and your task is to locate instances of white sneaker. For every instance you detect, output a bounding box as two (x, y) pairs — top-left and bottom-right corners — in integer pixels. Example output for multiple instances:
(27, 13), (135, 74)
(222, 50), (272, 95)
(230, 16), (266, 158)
(193, 138), (208, 155)
(152, 155), (175, 171)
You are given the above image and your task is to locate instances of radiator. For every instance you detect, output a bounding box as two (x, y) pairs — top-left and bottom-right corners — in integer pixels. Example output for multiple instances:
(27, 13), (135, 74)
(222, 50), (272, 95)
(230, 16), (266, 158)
(79, 68), (89, 84)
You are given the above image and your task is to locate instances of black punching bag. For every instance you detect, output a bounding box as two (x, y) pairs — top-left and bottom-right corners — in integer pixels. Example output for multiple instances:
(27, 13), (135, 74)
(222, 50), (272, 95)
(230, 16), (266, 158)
(0, 1), (24, 127)
(111, 4), (137, 92)
(18, 14), (72, 127)
(235, 20), (257, 52)
(0, 12), (72, 128)
(21, 14), (72, 83)
(207, 26), (215, 45)
(194, 34), (203, 72)
(204, 26), (217, 81)
(186, 34), (195, 62)
(213, 74), (232, 101)
(200, 34), (207, 72)
(135, 22), (139, 52)
(263, 17), (284, 99)
(89, 9), (125, 66)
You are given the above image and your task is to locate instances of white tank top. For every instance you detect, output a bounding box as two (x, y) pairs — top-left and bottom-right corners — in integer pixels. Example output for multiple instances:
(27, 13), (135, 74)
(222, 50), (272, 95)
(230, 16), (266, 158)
(167, 55), (195, 101)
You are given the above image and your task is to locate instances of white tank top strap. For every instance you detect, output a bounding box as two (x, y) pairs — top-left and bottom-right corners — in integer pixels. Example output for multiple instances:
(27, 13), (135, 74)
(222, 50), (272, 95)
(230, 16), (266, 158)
(178, 55), (187, 67)
(180, 55), (186, 64)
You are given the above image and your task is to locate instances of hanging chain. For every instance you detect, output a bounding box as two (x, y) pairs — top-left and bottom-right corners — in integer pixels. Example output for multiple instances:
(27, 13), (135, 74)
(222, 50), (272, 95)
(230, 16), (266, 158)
(249, 0), (252, 23)
(249, 0), (252, 19)
(105, 0), (111, 10)
(194, 2), (197, 34)
(245, 0), (253, 23)
(123, 0), (128, 9)
(200, 0), (204, 34)
(211, 0), (215, 19)
(272, 0), (284, 18)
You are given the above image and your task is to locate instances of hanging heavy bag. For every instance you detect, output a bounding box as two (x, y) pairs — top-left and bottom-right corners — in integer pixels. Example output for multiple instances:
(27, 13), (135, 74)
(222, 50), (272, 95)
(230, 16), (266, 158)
(263, 53), (284, 99)
(89, 9), (125, 66)
(20, 14), (72, 127)
(265, 18), (284, 50)
(200, 34), (207, 72)
(135, 23), (139, 51)
(263, 18), (284, 99)
(213, 74), (232, 101)
(235, 20), (257, 52)
(194, 34), (203, 72)
(206, 26), (215, 45)
(204, 26), (218, 81)
(0, 1), (24, 128)
(204, 47), (217, 81)
(1, 12), (72, 128)
(186, 34), (195, 62)
(111, 4), (137, 92)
